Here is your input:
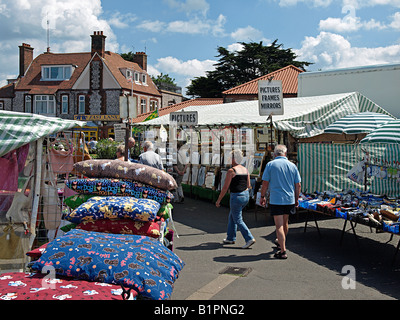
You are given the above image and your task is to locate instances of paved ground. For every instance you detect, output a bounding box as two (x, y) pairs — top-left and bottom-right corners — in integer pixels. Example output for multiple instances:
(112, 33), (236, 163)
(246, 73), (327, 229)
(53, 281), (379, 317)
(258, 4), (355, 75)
(170, 196), (400, 300)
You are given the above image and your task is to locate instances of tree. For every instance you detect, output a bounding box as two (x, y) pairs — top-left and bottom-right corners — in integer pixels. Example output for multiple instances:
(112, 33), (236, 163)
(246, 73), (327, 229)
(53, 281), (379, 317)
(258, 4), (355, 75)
(151, 73), (177, 87)
(186, 40), (312, 98)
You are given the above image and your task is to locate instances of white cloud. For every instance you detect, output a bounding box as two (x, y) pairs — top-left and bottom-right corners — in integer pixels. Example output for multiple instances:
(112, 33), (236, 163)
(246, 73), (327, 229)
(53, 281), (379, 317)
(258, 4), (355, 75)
(319, 15), (387, 32)
(164, 0), (210, 16)
(276, 0), (333, 7)
(295, 31), (400, 70)
(107, 12), (137, 29)
(138, 15), (227, 36)
(155, 56), (216, 77)
(230, 26), (270, 43)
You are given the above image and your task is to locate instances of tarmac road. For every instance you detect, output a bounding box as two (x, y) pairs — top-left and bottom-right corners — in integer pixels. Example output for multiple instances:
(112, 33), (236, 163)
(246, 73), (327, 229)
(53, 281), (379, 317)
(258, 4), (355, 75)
(170, 196), (400, 300)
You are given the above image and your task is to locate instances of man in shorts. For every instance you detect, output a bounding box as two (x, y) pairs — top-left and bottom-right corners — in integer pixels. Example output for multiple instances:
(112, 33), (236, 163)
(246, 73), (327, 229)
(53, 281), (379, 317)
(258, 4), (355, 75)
(260, 145), (301, 259)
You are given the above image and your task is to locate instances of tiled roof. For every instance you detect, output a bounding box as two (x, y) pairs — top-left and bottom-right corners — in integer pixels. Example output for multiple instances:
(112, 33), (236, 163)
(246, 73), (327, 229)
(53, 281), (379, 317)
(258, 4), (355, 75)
(222, 65), (303, 96)
(13, 50), (160, 97)
(133, 98), (224, 123)
(15, 52), (92, 93)
(103, 52), (160, 97)
(0, 83), (15, 98)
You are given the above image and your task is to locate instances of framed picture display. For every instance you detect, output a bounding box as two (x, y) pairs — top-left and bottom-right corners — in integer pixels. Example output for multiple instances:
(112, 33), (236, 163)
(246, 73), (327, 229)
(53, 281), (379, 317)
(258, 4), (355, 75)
(248, 153), (264, 177)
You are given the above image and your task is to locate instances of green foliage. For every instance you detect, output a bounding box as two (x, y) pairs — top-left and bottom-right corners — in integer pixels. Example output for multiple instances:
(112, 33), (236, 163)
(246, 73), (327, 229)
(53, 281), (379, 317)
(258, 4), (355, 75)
(94, 139), (119, 159)
(186, 40), (313, 98)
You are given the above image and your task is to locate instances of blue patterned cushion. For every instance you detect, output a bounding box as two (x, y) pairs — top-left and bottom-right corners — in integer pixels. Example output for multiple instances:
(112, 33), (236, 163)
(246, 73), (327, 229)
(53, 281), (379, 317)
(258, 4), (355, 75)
(65, 196), (160, 224)
(31, 229), (185, 300)
(66, 178), (173, 204)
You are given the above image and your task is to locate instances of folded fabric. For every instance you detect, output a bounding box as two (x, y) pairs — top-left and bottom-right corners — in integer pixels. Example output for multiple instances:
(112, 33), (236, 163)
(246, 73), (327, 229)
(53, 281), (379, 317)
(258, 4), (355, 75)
(64, 194), (95, 210)
(65, 178), (173, 204)
(76, 219), (161, 238)
(73, 159), (177, 191)
(64, 196), (160, 224)
(31, 229), (185, 300)
(0, 272), (131, 300)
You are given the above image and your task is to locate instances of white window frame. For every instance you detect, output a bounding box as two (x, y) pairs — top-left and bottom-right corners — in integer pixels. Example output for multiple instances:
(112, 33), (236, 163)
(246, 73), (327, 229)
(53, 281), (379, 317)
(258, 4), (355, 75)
(0, 101), (4, 111)
(135, 72), (140, 84)
(25, 95), (32, 113)
(41, 65), (73, 81)
(61, 95), (69, 114)
(34, 95), (55, 116)
(78, 95), (85, 114)
(140, 98), (147, 114)
(142, 74), (147, 85)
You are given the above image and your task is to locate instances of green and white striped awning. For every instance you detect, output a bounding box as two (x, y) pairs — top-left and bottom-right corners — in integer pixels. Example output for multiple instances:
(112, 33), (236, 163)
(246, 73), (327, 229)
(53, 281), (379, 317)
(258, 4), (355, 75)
(0, 111), (86, 157)
(360, 120), (400, 144)
(324, 112), (395, 135)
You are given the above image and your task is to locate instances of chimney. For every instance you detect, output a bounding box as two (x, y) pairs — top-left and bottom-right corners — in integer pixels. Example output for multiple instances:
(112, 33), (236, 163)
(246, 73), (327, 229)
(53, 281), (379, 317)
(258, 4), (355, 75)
(133, 52), (147, 71)
(91, 31), (106, 57)
(19, 43), (34, 78)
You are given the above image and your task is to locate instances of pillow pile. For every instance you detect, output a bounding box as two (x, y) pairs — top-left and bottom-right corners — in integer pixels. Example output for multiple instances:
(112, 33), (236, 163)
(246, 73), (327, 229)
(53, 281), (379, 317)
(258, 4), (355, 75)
(31, 229), (185, 300)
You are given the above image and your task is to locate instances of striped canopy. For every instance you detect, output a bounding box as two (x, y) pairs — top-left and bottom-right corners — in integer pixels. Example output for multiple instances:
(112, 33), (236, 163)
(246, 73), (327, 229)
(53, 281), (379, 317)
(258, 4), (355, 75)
(360, 119), (400, 144)
(0, 111), (86, 157)
(323, 112), (395, 135)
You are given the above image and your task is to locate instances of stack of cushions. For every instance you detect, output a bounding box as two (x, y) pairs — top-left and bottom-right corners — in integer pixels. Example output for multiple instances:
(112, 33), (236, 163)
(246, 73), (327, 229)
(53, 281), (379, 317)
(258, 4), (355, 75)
(63, 160), (178, 240)
(31, 229), (185, 300)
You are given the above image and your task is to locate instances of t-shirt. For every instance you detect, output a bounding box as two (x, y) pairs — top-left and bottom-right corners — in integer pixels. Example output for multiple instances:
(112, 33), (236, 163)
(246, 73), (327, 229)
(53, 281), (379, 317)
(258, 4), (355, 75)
(262, 156), (301, 205)
(139, 150), (164, 170)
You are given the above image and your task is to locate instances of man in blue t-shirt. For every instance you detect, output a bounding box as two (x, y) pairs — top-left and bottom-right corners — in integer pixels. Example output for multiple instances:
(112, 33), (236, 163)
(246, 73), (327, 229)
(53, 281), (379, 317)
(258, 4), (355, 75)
(260, 145), (301, 259)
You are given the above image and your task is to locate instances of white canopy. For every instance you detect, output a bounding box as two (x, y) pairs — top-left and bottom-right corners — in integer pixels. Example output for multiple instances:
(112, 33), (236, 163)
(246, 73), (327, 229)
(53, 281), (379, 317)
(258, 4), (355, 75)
(139, 92), (394, 138)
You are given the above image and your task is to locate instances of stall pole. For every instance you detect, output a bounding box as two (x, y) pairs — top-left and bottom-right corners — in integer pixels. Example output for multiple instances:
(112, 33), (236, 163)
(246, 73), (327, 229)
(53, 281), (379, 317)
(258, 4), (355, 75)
(29, 137), (44, 249)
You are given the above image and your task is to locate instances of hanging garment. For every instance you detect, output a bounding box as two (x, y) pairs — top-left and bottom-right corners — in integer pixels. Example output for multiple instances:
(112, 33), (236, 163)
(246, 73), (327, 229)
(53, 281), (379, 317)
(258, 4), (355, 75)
(0, 224), (25, 260)
(48, 142), (74, 174)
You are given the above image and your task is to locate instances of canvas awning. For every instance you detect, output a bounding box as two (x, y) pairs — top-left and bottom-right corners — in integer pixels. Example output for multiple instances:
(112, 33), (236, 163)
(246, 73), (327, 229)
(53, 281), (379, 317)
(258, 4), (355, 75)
(360, 120), (400, 144)
(0, 111), (86, 157)
(139, 92), (394, 138)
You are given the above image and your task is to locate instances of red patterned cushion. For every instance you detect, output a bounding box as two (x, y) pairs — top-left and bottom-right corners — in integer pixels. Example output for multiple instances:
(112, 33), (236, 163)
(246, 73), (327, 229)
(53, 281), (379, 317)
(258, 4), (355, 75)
(0, 272), (136, 300)
(76, 219), (161, 238)
(26, 243), (48, 259)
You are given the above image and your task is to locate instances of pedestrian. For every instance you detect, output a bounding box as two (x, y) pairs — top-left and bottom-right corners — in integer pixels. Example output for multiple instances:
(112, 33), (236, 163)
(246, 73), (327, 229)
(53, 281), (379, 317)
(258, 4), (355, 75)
(88, 137), (97, 150)
(216, 149), (256, 249)
(173, 140), (188, 203)
(127, 137), (136, 161)
(116, 145), (129, 161)
(259, 145), (301, 259)
(139, 141), (164, 170)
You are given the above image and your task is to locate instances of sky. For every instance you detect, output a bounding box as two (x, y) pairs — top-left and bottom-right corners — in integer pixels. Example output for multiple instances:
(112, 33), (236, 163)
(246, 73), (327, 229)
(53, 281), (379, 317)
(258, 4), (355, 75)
(1, 0), (400, 95)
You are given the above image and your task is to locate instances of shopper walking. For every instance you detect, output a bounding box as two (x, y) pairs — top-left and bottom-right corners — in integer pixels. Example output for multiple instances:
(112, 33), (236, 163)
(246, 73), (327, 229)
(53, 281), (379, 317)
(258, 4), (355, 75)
(216, 150), (256, 249)
(260, 145), (301, 259)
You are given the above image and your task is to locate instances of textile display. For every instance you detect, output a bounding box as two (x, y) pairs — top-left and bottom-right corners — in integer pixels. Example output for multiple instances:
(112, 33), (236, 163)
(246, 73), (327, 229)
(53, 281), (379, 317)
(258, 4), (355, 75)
(31, 229), (185, 300)
(48, 144), (74, 174)
(0, 272), (133, 300)
(64, 196), (160, 224)
(73, 159), (177, 191)
(64, 194), (95, 210)
(65, 178), (173, 204)
(76, 219), (161, 238)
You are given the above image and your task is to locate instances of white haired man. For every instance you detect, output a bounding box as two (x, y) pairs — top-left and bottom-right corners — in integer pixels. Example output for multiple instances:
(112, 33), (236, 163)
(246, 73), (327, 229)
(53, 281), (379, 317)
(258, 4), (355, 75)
(260, 145), (301, 259)
(139, 141), (164, 170)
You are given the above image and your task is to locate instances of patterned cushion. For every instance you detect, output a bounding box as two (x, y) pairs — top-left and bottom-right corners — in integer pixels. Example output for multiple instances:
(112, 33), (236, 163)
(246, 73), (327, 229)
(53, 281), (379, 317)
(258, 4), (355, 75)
(76, 219), (161, 238)
(65, 178), (173, 204)
(64, 194), (95, 210)
(73, 160), (177, 190)
(31, 229), (185, 300)
(0, 272), (134, 300)
(64, 196), (160, 224)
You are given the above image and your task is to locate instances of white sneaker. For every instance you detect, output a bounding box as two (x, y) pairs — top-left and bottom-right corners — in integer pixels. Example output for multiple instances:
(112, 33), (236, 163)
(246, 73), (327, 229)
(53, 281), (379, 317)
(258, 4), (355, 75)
(223, 239), (235, 244)
(242, 239), (256, 249)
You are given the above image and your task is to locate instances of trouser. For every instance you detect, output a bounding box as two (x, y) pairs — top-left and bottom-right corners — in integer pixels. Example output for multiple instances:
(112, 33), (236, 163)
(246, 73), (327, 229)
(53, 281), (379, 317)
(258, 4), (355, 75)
(226, 190), (254, 242)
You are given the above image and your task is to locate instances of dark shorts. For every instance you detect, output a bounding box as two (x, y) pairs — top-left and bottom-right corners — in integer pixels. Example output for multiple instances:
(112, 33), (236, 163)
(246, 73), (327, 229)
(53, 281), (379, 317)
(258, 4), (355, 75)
(269, 204), (296, 216)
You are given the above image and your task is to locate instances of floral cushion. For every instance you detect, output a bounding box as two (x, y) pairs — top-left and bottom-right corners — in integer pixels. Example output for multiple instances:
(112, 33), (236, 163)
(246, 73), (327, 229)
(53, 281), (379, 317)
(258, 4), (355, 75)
(76, 219), (161, 238)
(64, 196), (160, 224)
(31, 229), (185, 300)
(73, 159), (177, 191)
(0, 272), (134, 300)
(65, 178), (173, 204)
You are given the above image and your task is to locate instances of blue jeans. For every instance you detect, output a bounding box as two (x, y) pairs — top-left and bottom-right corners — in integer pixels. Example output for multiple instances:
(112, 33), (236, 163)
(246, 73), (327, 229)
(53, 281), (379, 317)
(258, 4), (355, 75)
(227, 190), (254, 242)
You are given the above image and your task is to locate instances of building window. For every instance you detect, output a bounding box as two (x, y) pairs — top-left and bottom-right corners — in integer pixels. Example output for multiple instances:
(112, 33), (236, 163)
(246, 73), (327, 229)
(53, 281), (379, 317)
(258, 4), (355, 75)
(149, 100), (157, 112)
(78, 95), (85, 114)
(25, 96), (32, 113)
(140, 98), (147, 114)
(41, 65), (73, 81)
(61, 95), (69, 114)
(142, 74), (147, 84)
(135, 72), (140, 83)
(34, 95), (55, 115)
(0, 101), (4, 110)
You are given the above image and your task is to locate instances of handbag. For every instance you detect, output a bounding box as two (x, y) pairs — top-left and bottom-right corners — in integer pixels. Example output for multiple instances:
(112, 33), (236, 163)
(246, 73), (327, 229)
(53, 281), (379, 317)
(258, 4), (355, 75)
(48, 142), (74, 174)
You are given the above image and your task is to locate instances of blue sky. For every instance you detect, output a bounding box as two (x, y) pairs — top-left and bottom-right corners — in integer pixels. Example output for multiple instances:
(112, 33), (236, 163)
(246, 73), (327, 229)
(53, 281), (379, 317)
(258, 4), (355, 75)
(1, 0), (400, 95)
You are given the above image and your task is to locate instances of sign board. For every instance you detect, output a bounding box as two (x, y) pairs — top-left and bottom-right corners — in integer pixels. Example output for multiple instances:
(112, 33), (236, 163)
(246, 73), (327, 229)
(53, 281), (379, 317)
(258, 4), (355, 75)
(170, 111), (198, 126)
(74, 115), (120, 121)
(119, 96), (137, 119)
(258, 80), (284, 116)
(114, 123), (126, 142)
